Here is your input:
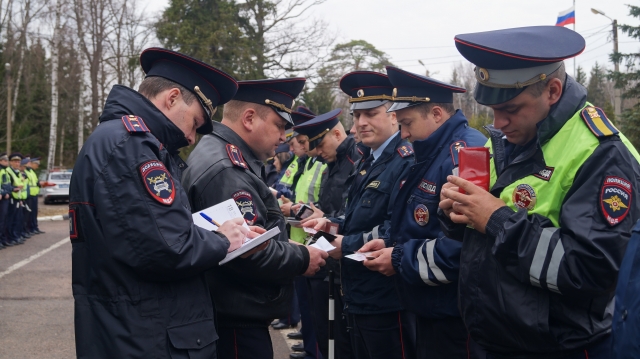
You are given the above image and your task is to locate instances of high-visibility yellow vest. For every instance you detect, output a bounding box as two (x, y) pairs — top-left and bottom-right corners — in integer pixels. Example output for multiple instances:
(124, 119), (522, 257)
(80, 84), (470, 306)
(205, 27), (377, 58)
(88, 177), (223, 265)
(290, 157), (326, 243)
(6, 168), (27, 200)
(25, 168), (40, 196)
(489, 103), (640, 226)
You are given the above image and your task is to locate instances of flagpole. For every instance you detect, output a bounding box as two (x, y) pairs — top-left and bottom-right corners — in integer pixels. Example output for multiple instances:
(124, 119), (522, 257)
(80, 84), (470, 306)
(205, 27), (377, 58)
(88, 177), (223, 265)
(573, 0), (576, 77)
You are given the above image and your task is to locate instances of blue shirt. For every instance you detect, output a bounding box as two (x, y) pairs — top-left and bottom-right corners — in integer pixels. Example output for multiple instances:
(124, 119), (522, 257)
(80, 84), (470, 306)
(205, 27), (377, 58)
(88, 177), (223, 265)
(371, 131), (399, 163)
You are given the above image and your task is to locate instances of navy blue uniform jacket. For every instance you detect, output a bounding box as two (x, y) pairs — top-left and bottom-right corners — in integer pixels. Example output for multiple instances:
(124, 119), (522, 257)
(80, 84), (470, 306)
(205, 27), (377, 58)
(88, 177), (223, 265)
(388, 110), (486, 319)
(335, 133), (414, 314)
(70, 85), (230, 359)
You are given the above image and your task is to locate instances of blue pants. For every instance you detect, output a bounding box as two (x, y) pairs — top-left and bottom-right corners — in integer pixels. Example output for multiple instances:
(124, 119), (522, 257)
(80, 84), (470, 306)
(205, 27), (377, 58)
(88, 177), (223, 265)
(30, 196), (38, 231)
(485, 334), (611, 359)
(217, 326), (273, 359)
(7, 199), (23, 242)
(416, 315), (484, 359)
(0, 198), (8, 243)
(278, 286), (300, 326)
(307, 277), (352, 359)
(295, 276), (322, 359)
(348, 311), (415, 359)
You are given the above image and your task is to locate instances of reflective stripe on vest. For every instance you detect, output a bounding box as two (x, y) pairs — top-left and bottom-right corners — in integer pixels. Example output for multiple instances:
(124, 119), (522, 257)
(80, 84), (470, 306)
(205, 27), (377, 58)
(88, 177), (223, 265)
(278, 155), (299, 187)
(489, 103), (640, 227)
(6, 168), (27, 200)
(290, 157), (327, 243)
(25, 168), (39, 196)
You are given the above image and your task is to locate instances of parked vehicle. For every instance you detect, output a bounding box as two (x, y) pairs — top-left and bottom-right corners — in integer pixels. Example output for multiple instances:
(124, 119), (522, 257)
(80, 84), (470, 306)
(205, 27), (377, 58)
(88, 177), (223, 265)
(40, 169), (72, 204)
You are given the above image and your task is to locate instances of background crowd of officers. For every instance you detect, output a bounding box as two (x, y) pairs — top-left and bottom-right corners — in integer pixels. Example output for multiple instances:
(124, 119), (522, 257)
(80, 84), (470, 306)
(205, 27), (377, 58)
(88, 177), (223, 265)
(69, 25), (640, 359)
(0, 153), (44, 249)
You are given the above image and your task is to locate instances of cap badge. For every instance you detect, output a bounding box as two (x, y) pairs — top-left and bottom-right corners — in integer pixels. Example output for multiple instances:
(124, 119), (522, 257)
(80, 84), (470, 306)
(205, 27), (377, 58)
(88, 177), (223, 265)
(392, 88), (397, 98)
(478, 68), (490, 82)
(357, 89), (364, 98)
(512, 184), (536, 211)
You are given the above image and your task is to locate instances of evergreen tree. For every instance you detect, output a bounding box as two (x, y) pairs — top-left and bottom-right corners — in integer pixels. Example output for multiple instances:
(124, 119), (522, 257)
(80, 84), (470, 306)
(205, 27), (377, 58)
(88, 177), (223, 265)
(610, 4), (640, 148)
(587, 62), (611, 108)
(575, 66), (588, 87)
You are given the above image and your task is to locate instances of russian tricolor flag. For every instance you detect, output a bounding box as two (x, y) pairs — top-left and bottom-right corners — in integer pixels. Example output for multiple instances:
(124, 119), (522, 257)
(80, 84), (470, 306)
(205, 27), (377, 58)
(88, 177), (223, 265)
(556, 6), (576, 27)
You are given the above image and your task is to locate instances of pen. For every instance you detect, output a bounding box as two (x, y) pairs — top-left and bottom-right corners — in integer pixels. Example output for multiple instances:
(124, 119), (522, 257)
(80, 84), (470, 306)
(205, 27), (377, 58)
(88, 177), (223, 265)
(200, 212), (222, 227)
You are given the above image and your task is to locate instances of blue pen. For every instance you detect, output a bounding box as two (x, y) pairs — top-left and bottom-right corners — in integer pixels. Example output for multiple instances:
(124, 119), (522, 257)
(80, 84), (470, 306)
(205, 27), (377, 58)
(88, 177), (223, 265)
(200, 212), (222, 227)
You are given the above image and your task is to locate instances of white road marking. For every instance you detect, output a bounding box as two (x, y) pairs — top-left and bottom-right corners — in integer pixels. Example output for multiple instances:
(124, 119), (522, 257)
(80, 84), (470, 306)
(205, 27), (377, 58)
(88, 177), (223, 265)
(0, 237), (70, 280)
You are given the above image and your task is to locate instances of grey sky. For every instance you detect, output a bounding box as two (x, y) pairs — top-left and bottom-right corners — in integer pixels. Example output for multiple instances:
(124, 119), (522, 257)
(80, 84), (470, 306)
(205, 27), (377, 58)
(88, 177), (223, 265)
(143, 0), (637, 82)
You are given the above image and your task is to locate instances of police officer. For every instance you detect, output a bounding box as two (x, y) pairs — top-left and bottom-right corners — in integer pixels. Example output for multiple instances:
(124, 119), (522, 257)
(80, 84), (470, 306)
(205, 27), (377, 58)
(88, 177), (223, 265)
(25, 157), (44, 234)
(276, 107), (316, 200)
(19, 157), (33, 238)
(181, 78), (328, 359)
(303, 71), (415, 359)
(6, 153), (27, 245)
(360, 66), (486, 359)
(439, 26), (640, 358)
(0, 153), (11, 249)
(70, 48), (252, 359)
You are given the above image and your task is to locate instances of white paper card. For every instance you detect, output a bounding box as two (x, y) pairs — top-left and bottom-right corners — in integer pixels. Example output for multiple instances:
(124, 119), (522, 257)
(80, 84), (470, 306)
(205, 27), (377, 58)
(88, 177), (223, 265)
(192, 198), (250, 231)
(219, 226), (281, 265)
(345, 252), (374, 262)
(310, 236), (336, 252)
(303, 227), (318, 234)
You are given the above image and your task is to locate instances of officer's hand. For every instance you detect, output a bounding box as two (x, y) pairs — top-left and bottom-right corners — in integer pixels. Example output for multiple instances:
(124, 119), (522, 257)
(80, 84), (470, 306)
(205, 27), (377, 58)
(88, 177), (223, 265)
(281, 195), (291, 204)
(280, 199), (293, 216)
(328, 235), (343, 259)
(441, 176), (508, 234)
(3, 194), (8, 199)
(291, 201), (303, 213)
(303, 245), (328, 276)
(302, 217), (331, 231)
(300, 203), (324, 225)
(218, 218), (249, 253)
(359, 238), (386, 253)
(439, 182), (459, 218)
(363, 248), (396, 276)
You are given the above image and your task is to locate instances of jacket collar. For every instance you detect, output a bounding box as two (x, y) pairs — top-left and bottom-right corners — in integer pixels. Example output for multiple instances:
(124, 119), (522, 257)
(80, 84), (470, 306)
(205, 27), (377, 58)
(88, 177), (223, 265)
(413, 110), (469, 163)
(99, 85), (189, 153)
(211, 121), (264, 176)
(336, 136), (356, 159)
(537, 76), (587, 144)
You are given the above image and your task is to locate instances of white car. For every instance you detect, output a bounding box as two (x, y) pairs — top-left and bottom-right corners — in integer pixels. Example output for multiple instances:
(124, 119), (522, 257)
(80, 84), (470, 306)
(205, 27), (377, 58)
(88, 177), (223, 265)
(40, 170), (72, 204)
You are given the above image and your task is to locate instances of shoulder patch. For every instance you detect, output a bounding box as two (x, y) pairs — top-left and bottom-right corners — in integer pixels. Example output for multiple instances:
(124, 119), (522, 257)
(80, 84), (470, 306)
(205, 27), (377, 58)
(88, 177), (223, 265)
(580, 107), (619, 138)
(139, 160), (175, 206)
(121, 115), (150, 134)
(450, 140), (467, 167)
(397, 144), (414, 158)
(232, 190), (257, 225)
(226, 144), (249, 169)
(601, 176), (632, 226)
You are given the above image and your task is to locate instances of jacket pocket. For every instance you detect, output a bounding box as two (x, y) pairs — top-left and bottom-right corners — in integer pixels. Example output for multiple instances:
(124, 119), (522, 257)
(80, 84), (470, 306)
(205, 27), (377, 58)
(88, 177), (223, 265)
(167, 319), (218, 359)
(360, 180), (391, 208)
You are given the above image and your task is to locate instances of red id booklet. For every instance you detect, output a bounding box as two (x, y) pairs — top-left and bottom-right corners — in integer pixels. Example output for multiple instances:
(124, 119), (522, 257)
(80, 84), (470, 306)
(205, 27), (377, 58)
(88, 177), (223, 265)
(458, 147), (490, 193)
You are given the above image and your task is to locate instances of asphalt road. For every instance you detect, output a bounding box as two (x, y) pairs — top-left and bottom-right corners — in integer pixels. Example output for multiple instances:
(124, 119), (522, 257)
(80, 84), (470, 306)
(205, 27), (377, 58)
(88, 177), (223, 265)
(0, 218), (297, 359)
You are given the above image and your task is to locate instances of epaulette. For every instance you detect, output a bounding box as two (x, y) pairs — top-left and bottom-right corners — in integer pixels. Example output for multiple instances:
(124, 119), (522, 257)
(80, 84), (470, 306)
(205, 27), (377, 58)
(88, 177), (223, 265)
(397, 144), (414, 158)
(580, 106), (618, 138)
(226, 144), (249, 169)
(121, 115), (150, 134)
(449, 140), (467, 166)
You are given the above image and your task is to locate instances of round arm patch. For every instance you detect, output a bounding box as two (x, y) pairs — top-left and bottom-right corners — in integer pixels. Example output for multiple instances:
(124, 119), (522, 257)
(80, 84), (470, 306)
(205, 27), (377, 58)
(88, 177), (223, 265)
(139, 160), (176, 206)
(600, 176), (632, 226)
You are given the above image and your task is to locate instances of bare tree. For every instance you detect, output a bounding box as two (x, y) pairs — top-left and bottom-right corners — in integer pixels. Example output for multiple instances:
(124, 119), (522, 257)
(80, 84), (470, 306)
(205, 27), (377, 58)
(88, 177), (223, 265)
(238, 0), (333, 77)
(73, 0), (112, 129)
(47, 0), (62, 172)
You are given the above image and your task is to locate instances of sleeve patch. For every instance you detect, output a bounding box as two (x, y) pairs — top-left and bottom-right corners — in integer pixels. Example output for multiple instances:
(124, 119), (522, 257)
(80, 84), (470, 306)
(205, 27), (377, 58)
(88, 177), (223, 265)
(226, 144), (249, 169)
(69, 209), (78, 240)
(450, 140), (467, 167)
(580, 107), (619, 138)
(397, 144), (414, 158)
(121, 115), (150, 134)
(232, 190), (258, 225)
(139, 160), (176, 206)
(600, 176), (632, 226)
